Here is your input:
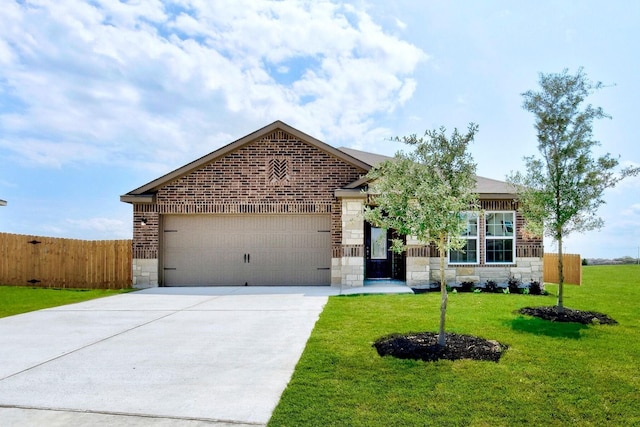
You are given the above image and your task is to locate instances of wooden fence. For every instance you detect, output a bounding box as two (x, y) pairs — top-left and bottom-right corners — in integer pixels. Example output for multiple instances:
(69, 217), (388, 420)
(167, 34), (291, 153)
(543, 253), (582, 286)
(0, 233), (132, 289)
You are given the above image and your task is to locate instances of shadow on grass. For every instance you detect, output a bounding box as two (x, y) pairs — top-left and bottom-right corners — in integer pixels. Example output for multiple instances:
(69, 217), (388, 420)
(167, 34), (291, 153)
(510, 316), (588, 339)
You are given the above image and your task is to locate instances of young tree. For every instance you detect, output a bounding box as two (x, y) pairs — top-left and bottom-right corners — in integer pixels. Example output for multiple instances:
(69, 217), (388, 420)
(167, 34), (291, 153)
(508, 68), (640, 311)
(364, 124), (479, 348)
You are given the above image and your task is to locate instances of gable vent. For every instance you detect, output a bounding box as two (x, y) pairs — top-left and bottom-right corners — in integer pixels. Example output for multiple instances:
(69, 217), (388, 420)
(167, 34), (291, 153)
(268, 157), (290, 184)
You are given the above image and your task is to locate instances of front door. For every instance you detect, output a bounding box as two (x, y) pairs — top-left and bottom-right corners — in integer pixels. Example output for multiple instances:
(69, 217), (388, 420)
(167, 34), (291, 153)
(365, 223), (393, 279)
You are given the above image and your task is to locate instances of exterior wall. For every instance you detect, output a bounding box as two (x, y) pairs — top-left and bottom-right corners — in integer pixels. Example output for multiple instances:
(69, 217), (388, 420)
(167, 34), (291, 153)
(338, 198), (365, 287)
(406, 256), (430, 287)
(132, 258), (158, 289)
(428, 256), (543, 286)
(404, 199), (543, 287)
(131, 129), (366, 287)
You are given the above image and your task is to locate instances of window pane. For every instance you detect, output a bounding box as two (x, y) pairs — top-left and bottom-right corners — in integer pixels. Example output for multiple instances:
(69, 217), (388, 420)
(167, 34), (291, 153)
(486, 212), (514, 237)
(486, 239), (513, 263)
(461, 213), (478, 236)
(450, 239), (477, 263)
(371, 227), (387, 259)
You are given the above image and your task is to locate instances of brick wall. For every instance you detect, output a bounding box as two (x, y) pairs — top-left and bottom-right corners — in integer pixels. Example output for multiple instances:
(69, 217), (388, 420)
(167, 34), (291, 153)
(133, 131), (366, 258)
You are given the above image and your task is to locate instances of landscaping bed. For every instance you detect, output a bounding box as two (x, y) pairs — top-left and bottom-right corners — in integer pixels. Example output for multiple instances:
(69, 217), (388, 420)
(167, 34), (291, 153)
(518, 306), (617, 324)
(374, 332), (507, 362)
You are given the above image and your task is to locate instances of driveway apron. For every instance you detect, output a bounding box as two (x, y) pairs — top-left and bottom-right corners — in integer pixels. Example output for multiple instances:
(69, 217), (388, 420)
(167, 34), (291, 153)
(0, 287), (336, 426)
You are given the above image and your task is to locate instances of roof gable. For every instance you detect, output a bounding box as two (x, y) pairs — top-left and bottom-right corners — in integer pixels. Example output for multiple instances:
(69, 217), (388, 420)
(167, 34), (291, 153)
(121, 121), (371, 201)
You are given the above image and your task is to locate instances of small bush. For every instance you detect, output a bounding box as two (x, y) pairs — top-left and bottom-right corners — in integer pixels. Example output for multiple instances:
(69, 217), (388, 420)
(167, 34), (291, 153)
(507, 276), (521, 294)
(529, 281), (545, 295)
(484, 280), (498, 293)
(459, 281), (475, 292)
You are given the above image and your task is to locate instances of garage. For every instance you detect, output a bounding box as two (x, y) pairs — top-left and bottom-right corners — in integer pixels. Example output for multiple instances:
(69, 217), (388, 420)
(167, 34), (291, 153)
(162, 214), (331, 286)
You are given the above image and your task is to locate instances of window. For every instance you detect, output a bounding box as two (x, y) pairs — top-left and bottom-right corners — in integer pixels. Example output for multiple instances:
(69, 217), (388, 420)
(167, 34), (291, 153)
(485, 211), (515, 263)
(449, 212), (478, 264)
(370, 227), (387, 259)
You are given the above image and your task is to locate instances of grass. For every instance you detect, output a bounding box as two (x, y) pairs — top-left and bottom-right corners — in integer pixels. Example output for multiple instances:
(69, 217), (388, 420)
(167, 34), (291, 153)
(0, 286), (131, 318)
(269, 265), (640, 426)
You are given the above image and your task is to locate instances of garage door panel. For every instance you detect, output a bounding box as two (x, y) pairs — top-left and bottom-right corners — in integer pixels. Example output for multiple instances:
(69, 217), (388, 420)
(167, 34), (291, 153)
(163, 215), (331, 286)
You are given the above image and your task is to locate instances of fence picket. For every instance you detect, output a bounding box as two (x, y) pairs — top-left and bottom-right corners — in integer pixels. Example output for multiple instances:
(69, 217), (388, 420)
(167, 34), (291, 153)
(0, 232), (132, 289)
(543, 253), (582, 285)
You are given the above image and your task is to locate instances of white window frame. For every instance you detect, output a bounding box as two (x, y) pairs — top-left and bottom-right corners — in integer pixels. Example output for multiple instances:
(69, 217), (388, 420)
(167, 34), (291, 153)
(448, 212), (479, 265)
(484, 211), (516, 264)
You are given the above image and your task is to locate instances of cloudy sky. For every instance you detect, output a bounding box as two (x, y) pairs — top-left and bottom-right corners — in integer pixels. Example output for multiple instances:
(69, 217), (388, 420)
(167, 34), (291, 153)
(1, 0), (638, 259)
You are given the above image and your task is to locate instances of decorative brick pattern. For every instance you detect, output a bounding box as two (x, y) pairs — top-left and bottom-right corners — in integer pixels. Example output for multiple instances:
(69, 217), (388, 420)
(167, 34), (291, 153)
(268, 157), (290, 184)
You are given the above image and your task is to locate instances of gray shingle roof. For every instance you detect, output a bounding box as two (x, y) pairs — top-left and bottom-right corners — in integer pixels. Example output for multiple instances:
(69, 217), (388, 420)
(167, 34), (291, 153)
(337, 147), (514, 196)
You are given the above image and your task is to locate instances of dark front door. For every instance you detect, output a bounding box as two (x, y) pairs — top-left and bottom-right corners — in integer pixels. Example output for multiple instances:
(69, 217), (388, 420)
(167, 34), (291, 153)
(365, 223), (393, 279)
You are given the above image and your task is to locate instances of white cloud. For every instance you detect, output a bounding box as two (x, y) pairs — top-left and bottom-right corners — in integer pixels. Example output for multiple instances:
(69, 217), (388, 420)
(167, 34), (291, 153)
(622, 203), (640, 217)
(66, 217), (130, 238)
(395, 17), (407, 30)
(0, 0), (426, 171)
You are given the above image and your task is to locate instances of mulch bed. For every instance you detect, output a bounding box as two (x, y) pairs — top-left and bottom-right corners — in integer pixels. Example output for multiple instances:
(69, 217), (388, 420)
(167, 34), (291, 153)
(518, 306), (617, 325)
(373, 332), (507, 362)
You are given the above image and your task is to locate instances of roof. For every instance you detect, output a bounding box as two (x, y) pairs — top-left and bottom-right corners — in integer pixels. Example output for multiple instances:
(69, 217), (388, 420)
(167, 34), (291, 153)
(338, 149), (515, 197)
(336, 147), (392, 167)
(121, 120), (515, 203)
(121, 120), (371, 203)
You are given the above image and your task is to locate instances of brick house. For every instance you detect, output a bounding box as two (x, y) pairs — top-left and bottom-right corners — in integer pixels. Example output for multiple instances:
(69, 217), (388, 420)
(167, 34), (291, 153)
(121, 121), (543, 288)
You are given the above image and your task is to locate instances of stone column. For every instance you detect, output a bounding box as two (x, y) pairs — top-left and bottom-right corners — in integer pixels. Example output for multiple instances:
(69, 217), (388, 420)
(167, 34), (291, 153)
(340, 198), (365, 287)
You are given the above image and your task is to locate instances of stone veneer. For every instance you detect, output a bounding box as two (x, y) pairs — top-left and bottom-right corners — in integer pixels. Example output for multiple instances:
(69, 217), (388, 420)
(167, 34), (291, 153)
(337, 198), (365, 287)
(406, 257), (543, 288)
(132, 259), (158, 288)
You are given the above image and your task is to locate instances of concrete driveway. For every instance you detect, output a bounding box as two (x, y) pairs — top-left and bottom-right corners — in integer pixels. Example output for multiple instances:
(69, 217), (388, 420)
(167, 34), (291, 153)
(0, 287), (340, 426)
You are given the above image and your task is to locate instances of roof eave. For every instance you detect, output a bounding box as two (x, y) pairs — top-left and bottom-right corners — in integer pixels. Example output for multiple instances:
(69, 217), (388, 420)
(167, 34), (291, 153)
(334, 189), (367, 199)
(478, 193), (517, 200)
(120, 194), (156, 204)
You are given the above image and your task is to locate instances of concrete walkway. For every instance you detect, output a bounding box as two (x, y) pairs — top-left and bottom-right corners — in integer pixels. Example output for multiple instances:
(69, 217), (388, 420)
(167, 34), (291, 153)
(0, 285), (411, 426)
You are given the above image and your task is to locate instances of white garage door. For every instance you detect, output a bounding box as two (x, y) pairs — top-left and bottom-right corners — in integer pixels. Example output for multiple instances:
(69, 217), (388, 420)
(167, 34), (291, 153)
(162, 214), (331, 286)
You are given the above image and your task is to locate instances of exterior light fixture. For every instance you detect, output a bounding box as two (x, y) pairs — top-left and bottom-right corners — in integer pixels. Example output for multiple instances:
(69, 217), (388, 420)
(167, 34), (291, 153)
(140, 217), (148, 226)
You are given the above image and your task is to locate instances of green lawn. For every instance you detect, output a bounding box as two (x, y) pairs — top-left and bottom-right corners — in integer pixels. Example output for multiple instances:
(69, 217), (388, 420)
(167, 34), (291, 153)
(269, 265), (640, 426)
(0, 286), (131, 318)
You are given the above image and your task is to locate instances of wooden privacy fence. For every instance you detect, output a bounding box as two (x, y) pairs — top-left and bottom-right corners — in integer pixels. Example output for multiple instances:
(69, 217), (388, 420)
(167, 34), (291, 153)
(543, 253), (582, 285)
(0, 233), (132, 289)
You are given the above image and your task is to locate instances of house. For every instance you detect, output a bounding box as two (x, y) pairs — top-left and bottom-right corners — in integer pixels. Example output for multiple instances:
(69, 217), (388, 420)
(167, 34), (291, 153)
(121, 121), (543, 288)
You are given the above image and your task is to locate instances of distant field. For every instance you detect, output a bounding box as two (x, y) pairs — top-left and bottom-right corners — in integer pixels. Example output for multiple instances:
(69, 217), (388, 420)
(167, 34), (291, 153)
(0, 286), (131, 318)
(269, 264), (640, 426)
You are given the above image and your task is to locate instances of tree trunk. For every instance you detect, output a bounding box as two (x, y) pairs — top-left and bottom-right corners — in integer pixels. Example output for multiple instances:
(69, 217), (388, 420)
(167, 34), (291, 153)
(557, 236), (565, 313)
(438, 235), (447, 348)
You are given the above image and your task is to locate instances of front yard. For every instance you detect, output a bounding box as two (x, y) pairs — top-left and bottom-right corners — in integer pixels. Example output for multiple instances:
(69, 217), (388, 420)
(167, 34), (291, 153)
(269, 265), (640, 426)
(0, 286), (130, 318)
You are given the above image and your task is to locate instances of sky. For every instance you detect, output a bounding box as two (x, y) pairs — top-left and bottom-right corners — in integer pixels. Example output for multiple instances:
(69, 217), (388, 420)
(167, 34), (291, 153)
(1, 0), (639, 259)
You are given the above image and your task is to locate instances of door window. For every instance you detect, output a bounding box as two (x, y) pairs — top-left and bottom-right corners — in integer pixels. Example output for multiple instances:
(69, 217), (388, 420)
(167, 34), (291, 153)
(370, 227), (387, 259)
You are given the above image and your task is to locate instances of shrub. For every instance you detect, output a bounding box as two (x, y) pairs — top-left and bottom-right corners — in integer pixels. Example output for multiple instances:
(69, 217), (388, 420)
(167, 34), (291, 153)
(507, 276), (521, 294)
(459, 281), (475, 292)
(529, 281), (545, 295)
(484, 280), (498, 293)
